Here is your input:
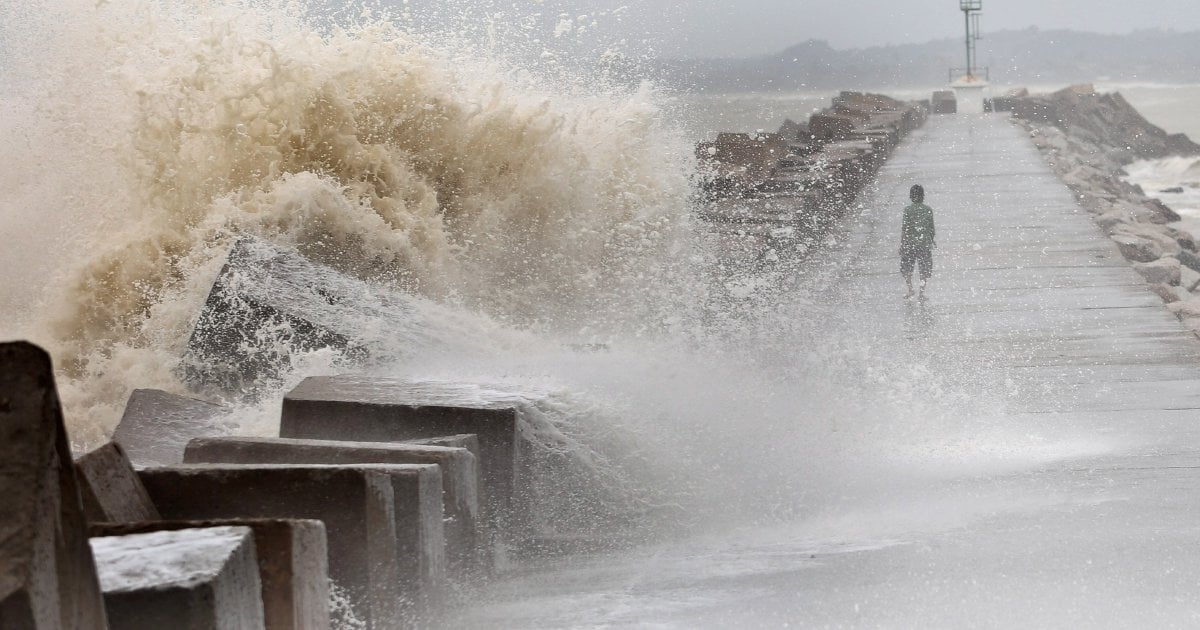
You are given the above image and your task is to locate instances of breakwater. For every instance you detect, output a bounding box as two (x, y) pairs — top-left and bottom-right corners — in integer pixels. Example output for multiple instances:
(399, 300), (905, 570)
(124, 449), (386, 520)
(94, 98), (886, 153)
(1007, 84), (1200, 334)
(6, 336), (598, 629)
(1, 88), (930, 630)
(695, 92), (928, 248)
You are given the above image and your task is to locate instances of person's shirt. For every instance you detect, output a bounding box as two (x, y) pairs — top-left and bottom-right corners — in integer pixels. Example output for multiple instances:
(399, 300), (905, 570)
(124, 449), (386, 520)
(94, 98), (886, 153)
(901, 202), (936, 252)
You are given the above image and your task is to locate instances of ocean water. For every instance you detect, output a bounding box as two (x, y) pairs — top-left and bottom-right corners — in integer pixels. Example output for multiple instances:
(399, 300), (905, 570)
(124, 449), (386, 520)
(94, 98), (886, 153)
(673, 83), (1200, 144)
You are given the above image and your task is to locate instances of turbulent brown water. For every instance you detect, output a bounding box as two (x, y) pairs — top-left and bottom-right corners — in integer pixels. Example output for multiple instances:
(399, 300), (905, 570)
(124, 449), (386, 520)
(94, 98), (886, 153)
(0, 1), (697, 445)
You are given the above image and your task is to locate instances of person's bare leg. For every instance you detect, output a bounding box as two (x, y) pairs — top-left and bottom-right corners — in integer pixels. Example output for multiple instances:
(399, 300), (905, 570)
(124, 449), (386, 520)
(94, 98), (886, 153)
(904, 275), (914, 298)
(918, 278), (927, 301)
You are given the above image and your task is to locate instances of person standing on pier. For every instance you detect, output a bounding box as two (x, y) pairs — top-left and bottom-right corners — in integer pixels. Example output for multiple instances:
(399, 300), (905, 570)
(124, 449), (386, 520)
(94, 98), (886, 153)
(900, 184), (936, 300)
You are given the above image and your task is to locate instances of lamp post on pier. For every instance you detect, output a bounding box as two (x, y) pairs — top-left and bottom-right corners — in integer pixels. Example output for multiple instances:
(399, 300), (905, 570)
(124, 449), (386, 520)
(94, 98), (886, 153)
(949, 0), (989, 114)
(961, 0), (982, 79)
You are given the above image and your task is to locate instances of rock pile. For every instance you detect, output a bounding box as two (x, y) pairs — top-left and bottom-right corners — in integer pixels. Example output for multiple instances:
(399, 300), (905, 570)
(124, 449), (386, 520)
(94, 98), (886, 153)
(695, 91), (928, 245)
(1010, 84), (1200, 334)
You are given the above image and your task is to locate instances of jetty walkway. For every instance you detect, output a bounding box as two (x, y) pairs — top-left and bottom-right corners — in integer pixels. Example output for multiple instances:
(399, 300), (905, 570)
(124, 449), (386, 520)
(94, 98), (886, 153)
(455, 114), (1200, 627)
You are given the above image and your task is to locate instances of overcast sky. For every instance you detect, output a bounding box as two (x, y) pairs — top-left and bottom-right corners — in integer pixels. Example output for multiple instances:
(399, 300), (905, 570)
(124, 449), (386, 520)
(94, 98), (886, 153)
(390, 0), (1200, 58)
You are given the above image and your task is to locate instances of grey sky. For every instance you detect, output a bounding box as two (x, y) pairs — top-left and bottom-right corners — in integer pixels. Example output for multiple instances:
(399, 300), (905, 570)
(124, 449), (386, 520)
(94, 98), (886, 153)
(389, 0), (1200, 58)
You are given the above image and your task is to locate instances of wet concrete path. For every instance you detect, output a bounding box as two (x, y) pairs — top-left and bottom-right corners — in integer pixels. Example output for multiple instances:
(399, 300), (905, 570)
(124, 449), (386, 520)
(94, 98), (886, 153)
(452, 114), (1200, 628)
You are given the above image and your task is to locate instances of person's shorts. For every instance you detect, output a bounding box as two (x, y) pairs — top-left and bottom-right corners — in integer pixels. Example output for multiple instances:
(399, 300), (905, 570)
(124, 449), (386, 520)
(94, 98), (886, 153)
(901, 247), (933, 280)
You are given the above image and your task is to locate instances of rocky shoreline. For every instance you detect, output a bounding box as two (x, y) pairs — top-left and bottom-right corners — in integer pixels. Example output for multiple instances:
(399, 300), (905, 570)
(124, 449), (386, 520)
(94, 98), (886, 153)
(1008, 85), (1200, 334)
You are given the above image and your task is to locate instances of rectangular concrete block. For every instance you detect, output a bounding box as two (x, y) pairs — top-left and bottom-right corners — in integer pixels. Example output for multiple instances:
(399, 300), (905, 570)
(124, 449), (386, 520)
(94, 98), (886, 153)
(74, 442), (161, 523)
(91, 526), (264, 630)
(405, 433), (482, 463)
(182, 237), (370, 396)
(809, 112), (856, 142)
(90, 519), (329, 630)
(112, 388), (232, 466)
(932, 90), (957, 114)
(184, 436), (480, 575)
(0, 341), (108, 629)
(138, 464), (442, 627)
(280, 376), (525, 527)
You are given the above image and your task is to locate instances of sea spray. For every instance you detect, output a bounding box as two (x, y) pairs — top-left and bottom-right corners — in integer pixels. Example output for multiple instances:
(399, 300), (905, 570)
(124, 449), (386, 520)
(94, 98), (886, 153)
(0, 1), (1080, 545)
(1122, 155), (1200, 222)
(0, 1), (696, 444)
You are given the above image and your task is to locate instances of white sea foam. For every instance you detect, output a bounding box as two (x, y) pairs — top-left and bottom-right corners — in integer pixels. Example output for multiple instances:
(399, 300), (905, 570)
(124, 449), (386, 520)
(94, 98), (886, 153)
(0, 0), (696, 445)
(1122, 156), (1200, 233)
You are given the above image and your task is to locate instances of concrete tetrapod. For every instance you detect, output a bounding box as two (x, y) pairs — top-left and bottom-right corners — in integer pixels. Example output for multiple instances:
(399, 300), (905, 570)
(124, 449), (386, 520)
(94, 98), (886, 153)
(90, 519), (329, 630)
(138, 463), (444, 627)
(184, 436), (482, 576)
(90, 526), (264, 630)
(0, 341), (108, 629)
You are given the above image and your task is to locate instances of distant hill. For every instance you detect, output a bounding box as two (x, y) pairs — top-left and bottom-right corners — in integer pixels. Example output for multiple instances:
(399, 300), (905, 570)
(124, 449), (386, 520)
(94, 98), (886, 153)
(652, 28), (1200, 93)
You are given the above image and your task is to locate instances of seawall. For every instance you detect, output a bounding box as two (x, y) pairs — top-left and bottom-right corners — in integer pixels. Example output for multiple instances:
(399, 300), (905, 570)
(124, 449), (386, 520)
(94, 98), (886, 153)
(694, 91), (928, 249)
(1008, 84), (1200, 335)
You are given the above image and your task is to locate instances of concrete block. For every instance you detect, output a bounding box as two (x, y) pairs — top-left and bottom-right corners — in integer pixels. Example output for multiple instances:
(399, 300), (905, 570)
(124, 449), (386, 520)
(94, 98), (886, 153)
(74, 442), (161, 523)
(181, 237), (370, 395)
(112, 388), (232, 466)
(406, 434), (482, 468)
(932, 90), (957, 114)
(139, 464), (442, 626)
(91, 526), (264, 630)
(184, 436), (480, 575)
(808, 113), (855, 142)
(90, 519), (329, 630)
(0, 342), (108, 629)
(280, 376), (525, 527)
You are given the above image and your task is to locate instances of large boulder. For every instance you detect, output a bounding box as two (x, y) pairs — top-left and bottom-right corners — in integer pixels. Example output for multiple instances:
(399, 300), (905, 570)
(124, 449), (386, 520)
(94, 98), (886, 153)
(1112, 224), (1182, 260)
(1111, 232), (1164, 263)
(1147, 283), (1182, 304)
(1167, 296), (1200, 319)
(1095, 209), (1129, 233)
(1093, 200), (1168, 228)
(1145, 198), (1182, 223)
(1133, 257), (1182, 285)
(1014, 88), (1200, 159)
(1164, 226), (1197, 252)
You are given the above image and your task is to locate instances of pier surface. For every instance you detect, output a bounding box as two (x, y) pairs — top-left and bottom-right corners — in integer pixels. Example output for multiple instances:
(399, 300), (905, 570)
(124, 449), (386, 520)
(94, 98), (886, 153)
(452, 114), (1200, 627)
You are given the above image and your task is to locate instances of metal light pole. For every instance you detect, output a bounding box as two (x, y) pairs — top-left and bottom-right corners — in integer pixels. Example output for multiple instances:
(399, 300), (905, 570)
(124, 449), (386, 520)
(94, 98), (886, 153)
(947, 0), (988, 114)
(960, 0), (983, 79)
